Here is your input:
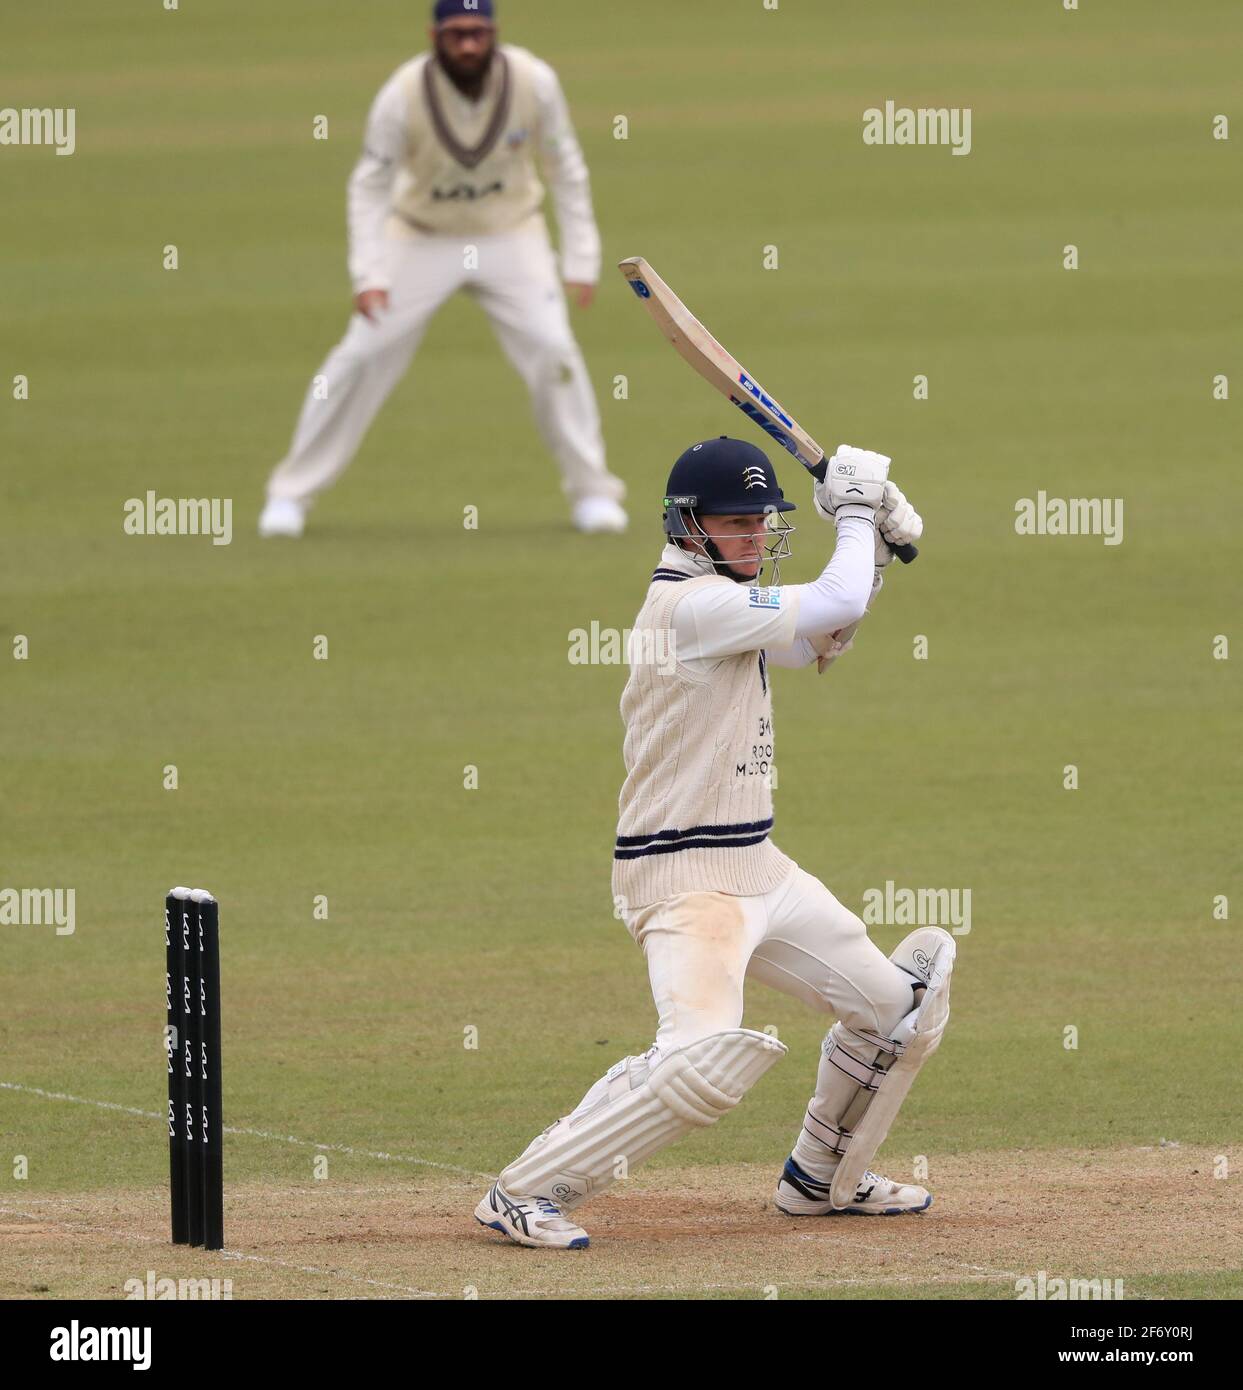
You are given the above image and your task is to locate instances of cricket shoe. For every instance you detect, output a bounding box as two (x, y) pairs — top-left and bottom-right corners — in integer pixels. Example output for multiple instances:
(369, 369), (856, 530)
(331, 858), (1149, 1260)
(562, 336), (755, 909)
(258, 497), (307, 538)
(474, 1180), (590, 1249)
(774, 1156), (931, 1216)
(572, 496), (628, 534)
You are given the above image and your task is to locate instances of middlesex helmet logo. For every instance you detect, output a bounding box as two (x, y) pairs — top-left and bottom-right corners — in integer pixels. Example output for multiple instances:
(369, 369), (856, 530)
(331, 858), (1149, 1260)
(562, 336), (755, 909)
(742, 466), (767, 490)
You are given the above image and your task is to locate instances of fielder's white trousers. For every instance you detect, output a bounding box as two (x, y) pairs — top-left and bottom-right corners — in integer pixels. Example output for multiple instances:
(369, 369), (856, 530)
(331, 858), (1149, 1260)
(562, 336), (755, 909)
(266, 222), (625, 508)
(624, 865), (914, 1054)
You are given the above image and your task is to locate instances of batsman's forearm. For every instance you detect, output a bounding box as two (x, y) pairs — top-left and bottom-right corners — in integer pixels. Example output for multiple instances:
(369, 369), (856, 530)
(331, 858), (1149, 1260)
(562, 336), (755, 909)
(810, 570), (883, 674)
(791, 516), (875, 639)
(765, 636), (821, 669)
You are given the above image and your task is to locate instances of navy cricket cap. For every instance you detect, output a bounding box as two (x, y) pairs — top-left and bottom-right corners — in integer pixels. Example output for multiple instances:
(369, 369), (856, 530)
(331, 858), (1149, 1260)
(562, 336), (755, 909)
(433, 0), (494, 20)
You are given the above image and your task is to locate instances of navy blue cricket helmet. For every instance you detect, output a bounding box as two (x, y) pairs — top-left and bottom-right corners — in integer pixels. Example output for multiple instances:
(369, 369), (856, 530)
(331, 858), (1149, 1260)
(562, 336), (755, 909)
(663, 437), (795, 534)
(663, 437), (796, 581)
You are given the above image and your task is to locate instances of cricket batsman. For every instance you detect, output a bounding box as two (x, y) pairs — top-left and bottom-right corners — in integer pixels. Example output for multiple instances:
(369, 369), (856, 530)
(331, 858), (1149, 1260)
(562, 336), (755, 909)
(475, 437), (955, 1247)
(259, 0), (627, 538)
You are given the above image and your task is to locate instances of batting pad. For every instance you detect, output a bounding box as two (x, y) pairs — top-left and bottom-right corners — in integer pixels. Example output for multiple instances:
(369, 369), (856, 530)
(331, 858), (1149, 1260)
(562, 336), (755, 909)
(500, 1028), (787, 1211)
(829, 927), (956, 1208)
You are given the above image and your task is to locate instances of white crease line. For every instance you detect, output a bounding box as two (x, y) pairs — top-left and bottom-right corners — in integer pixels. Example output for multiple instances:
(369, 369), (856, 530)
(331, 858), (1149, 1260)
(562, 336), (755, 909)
(4, 1187), (443, 1206)
(0, 1204), (441, 1299)
(215, 1248), (440, 1298)
(0, 1080), (489, 1180)
(792, 1230), (1024, 1283)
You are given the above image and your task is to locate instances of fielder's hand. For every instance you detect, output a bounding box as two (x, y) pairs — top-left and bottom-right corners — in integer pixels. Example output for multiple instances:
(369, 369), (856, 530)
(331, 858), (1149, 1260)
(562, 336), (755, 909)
(874, 481), (923, 567)
(565, 282), (595, 308)
(354, 288), (390, 323)
(813, 445), (890, 524)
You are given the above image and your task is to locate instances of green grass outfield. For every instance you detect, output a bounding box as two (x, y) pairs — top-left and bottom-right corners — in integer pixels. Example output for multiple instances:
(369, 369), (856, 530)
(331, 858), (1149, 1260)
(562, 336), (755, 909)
(1, 0), (1239, 1299)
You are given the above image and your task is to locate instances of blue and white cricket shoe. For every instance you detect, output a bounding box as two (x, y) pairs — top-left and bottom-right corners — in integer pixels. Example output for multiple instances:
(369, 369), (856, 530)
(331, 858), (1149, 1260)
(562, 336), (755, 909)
(474, 1181), (590, 1249)
(774, 1156), (932, 1216)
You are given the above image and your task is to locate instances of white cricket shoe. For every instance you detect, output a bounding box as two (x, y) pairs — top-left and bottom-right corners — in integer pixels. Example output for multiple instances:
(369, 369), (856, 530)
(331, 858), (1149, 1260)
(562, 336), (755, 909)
(474, 1180), (590, 1249)
(572, 496), (628, 534)
(774, 1156), (931, 1216)
(258, 497), (307, 538)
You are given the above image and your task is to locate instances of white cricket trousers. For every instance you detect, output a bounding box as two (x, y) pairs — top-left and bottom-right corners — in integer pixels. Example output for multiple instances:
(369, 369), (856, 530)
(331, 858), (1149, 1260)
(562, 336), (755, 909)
(623, 865), (914, 1053)
(266, 222), (625, 508)
(497, 865), (918, 1205)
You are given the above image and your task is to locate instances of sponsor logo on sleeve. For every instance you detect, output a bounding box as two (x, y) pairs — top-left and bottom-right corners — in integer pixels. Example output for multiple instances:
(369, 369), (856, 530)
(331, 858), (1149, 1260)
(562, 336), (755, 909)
(748, 586), (781, 610)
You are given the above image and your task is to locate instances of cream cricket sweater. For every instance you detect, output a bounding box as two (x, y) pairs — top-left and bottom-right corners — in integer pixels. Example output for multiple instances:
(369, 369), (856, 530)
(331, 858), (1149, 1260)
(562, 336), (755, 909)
(346, 44), (602, 289)
(611, 560), (797, 910)
(390, 46), (543, 237)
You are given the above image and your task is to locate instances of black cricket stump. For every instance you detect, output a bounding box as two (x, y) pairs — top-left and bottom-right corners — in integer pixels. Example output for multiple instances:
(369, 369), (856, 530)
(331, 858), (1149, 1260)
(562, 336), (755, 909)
(166, 886), (223, 1250)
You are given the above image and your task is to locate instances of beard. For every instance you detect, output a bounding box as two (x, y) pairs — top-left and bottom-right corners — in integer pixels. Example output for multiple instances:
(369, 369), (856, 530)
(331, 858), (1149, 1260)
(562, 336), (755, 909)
(435, 35), (496, 93)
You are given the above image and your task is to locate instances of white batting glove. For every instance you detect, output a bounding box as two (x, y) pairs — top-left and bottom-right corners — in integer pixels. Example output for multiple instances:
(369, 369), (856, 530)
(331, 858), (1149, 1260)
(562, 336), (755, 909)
(874, 481), (923, 566)
(813, 445), (890, 524)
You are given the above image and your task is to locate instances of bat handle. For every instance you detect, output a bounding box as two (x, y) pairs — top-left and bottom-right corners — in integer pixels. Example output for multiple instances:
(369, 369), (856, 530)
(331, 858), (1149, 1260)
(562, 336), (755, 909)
(808, 460), (919, 564)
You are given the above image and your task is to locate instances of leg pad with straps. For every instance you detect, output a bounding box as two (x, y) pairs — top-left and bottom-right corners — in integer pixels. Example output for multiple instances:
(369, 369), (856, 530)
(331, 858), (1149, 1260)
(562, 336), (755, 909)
(828, 927), (956, 1208)
(501, 1028), (787, 1211)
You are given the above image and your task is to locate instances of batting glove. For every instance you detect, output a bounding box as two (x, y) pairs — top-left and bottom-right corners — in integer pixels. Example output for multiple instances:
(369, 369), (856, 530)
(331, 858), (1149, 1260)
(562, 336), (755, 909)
(813, 445), (890, 524)
(873, 481), (923, 566)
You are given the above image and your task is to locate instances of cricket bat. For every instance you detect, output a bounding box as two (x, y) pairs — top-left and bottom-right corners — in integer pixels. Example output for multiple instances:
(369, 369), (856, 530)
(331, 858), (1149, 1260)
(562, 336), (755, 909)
(618, 256), (918, 563)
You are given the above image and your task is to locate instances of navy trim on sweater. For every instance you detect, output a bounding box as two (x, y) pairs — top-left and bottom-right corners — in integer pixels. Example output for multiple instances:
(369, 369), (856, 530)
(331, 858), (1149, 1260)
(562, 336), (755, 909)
(614, 816), (774, 860)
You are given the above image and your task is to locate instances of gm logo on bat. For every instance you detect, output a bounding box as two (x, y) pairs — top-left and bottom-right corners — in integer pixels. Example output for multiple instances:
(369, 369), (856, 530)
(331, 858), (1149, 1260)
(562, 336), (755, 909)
(627, 278), (652, 299)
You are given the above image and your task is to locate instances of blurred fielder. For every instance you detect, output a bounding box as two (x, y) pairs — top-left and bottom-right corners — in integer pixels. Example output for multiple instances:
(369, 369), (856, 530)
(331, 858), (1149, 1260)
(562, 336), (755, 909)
(476, 437), (955, 1247)
(260, 0), (626, 538)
